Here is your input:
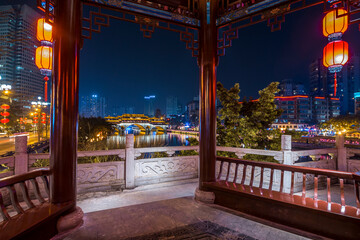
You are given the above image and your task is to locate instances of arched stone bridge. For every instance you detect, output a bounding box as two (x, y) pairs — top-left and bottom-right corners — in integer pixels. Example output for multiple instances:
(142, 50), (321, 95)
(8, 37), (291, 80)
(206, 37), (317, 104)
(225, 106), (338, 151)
(105, 114), (168, 134)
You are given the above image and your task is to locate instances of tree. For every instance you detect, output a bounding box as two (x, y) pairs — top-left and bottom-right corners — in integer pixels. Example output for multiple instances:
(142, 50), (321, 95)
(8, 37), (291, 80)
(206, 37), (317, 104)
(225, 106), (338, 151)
(78, 117), (113, 150)
(216, 82), (242, 147)
(216, 82), (282, 150)
(321, 115), (360, 133)
(239, 82), (283, 149)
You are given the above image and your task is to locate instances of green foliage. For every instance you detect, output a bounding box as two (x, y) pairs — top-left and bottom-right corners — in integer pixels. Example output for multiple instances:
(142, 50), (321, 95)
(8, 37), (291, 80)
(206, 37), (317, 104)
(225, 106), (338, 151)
(78, 117), (113, 150)
(135, 152), (169, 159)
(216, 82), (283, 151)
(216, 82), (242, 147)
(32, 159), (50, 167)
(216, 151), (238, 158)
(321, 115), (360, 133)
(284, 129), (307, 140)
(78, 155), (121, 164)
(242, 154), (278, 163)
(152, 152), (169, 158)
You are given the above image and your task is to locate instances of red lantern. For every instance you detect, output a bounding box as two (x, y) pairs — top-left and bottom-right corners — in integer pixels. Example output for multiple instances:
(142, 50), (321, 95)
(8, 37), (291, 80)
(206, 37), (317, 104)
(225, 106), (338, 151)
(1, 119), (9, 124)
(323, 40), (349, 71)
(1, 112), (10, 117)
(35, 46), (53, 75)
(33, 120), (38, 124)
(323, 9), (348, 39)
(41, 121), (46, 124)
(33, 117), (39, 120)
(323, 40), (349, 96)
(37, 18), (53, 43)
(1, 104), (10, 110)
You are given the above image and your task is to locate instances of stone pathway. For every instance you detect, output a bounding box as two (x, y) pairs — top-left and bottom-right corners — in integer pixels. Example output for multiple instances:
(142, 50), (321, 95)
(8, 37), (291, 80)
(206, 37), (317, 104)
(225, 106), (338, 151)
(69, 179), (315, 240)
(68, 197), (311, 240)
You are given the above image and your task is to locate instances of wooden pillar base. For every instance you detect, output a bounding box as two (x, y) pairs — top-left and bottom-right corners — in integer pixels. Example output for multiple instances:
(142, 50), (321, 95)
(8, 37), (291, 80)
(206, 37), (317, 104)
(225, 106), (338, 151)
(52, 206), (84, 240)
(195, 187), (215, 204)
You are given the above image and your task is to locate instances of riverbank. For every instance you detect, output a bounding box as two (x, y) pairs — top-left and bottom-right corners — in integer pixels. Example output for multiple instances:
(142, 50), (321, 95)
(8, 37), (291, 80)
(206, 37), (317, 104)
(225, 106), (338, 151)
(167, 129), (199, 136)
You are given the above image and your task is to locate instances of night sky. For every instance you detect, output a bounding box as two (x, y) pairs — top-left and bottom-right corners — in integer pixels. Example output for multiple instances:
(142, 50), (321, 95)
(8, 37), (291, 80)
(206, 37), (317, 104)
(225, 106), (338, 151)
(4, 1), (360, 113)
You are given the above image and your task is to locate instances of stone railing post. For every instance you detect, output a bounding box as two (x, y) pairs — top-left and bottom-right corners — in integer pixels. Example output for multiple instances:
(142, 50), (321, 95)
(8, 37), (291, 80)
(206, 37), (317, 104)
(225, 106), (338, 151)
(14, 135), (28, 175)
(281, 135), (292, 193)
(125, 134), (135, 189)
(336, 134), (347, 171)
(281, 135), (292, 164)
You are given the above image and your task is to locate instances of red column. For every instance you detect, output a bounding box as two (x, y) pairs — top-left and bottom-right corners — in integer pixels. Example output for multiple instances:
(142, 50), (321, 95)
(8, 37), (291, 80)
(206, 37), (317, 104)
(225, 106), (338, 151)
(50, 0), (81, 204)
(198, 0), (218, 189)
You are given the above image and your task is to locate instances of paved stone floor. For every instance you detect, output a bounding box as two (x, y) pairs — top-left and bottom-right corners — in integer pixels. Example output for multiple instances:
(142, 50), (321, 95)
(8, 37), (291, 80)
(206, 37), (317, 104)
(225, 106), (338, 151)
(67, 197), (311, 240)
(67, 179), (314, 240)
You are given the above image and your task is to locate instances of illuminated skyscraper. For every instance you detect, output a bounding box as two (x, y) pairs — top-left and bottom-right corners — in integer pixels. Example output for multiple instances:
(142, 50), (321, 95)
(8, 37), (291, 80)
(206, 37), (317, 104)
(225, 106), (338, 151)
(80, 94), (107, 118)
(309, 55), (360, 114)
(144, 95), (155, 116)
(166, 96), (178, 117)
(0, 5), (43, 106)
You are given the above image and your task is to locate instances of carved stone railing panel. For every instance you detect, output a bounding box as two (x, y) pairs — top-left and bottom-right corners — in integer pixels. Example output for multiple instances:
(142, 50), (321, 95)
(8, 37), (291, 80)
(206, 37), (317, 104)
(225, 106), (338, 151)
(135, 155), (198, 185)
(77, 162), (124, 193)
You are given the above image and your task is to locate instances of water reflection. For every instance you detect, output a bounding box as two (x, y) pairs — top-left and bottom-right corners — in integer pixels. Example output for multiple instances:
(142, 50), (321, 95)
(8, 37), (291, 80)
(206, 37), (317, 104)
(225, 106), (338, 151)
(107, 133), (199, 149)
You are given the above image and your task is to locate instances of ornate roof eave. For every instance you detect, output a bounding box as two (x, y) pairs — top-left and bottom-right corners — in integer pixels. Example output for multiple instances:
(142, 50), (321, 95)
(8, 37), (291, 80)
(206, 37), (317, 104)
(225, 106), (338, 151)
(83, 0), (200, 27)
(216, 0), (324, 27)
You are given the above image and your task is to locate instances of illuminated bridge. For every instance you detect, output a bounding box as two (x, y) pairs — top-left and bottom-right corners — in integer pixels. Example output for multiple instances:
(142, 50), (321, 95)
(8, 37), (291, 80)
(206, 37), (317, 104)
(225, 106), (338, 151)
(105, 114), (168, 134)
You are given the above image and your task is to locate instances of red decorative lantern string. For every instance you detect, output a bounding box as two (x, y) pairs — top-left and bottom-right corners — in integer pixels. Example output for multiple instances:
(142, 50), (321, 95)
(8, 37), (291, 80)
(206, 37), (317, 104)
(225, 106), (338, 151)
(44, 76), (49, 102)
(322, 7), (349, 97)
(1, 104), (10, 126)
(35, 18), (53, 102)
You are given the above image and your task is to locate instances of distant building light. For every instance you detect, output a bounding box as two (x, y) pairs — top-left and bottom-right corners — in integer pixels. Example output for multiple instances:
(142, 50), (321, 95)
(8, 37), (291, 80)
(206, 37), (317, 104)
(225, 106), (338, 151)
(355, 92), (360, 99)
(0, 85), (11, 90)
(144, 95), (155, 99)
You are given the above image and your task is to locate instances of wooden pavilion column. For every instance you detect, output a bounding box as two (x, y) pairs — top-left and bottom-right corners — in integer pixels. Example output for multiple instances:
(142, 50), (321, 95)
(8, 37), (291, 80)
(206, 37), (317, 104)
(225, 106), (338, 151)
(197, 0), (218, 192)
(50, 0), (81, 205)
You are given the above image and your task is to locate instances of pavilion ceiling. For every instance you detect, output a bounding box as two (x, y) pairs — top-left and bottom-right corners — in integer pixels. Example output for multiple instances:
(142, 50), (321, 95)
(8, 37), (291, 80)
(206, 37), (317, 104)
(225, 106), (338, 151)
(37, 0), (360, 30)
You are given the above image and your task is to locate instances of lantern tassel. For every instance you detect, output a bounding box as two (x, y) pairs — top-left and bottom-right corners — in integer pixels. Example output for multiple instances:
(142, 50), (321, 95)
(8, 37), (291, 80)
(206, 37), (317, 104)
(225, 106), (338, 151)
(334, 72), (337, 97)
(44, 76), (49, 102)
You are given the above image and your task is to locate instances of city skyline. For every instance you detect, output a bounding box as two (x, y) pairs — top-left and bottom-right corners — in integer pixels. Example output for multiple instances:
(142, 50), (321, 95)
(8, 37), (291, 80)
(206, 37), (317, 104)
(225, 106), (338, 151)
(2, 1), (360, 115)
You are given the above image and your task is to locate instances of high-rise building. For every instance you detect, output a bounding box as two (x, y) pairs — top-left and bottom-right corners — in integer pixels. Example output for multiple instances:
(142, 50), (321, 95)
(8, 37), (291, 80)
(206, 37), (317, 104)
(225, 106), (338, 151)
(0, 5), (43, 107)
(166, 96), (178, 117)
(278, 79), (307, 96)
(108, 105), (135, 116)
(275, 95), (312, 124)
(186, 97), (199, 119)
(355, 92), (360, 115)
(144, 95), (155, 116)
(309, 58), (328, 97)
(80, 94), (107, 118)
(273, 95), (340, 124)
(309, 56), (360, 114)
(339, 56), (360, 114)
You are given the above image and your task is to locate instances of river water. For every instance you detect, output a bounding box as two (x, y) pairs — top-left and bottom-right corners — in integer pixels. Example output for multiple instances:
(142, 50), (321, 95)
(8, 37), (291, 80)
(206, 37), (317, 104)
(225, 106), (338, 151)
(107, 133), (198, 149)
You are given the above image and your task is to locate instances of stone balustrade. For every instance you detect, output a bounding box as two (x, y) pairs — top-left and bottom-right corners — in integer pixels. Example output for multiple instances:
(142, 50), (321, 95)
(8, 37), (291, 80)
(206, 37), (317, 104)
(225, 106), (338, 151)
(0, 134), (359, 194)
